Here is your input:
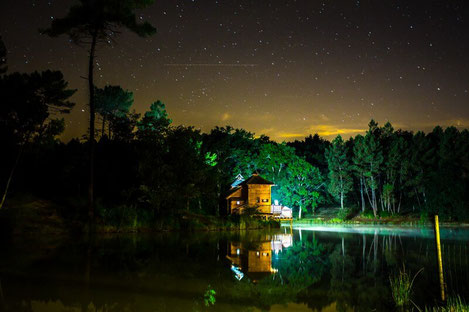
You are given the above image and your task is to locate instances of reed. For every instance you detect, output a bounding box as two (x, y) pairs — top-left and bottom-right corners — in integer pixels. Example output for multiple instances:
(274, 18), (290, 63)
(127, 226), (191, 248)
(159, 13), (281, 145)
(424, 296), (469, 312)
(389, 266), (423, 307)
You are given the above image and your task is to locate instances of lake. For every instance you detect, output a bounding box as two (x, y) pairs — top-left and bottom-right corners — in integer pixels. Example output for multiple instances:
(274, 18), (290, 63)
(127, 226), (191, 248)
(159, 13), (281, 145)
(1, 225), (468, 311)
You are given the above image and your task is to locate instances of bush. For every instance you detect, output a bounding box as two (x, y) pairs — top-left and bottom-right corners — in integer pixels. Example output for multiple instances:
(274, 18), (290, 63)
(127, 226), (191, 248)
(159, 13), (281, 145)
(379, 210), (393, 218)
(337, 208), (352, 221)
(360, 210), (376, 219)
(241, 206), (260, 216)
(96, 201), (154, 229)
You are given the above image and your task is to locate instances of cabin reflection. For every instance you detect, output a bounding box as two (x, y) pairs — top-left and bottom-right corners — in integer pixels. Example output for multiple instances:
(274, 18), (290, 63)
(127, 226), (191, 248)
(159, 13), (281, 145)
(226, 233), (293, 283)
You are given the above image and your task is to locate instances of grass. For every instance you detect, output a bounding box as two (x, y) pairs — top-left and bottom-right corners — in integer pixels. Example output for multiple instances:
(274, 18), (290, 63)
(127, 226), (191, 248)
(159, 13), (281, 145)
(423, 296), (469, 311)
(389, 266), (423, 307)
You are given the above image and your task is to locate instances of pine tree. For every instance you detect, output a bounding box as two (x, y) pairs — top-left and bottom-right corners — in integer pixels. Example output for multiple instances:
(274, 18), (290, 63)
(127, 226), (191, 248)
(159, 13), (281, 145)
(42, 0), (156, 220)
(352, 135), (367, 213)
(362, 130), (383, 217)
(95, 85), (134, 139)
(325, 135), (353, 210)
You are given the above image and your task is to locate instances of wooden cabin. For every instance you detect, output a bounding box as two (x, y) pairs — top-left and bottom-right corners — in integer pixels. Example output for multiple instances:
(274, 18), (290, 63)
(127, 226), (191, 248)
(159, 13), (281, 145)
(226, 173), (275, 214)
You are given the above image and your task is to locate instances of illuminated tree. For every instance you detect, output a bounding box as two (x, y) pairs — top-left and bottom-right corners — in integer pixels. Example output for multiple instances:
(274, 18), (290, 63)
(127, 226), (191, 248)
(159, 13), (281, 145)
(253, 143), (323, 218)
(325, 135), (353, 210)
(362, 129), (383, 217)
(280, 157), (323, 219)
(353, 120), (383, 217)
(287, 133), (330, 174)
(42, 0), (156, 219)
(352, 135), (367, 213)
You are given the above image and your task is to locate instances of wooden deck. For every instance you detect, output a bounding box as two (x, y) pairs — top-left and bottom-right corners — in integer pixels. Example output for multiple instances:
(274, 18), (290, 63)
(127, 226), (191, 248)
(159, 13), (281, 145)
(254, 213), (293, 222)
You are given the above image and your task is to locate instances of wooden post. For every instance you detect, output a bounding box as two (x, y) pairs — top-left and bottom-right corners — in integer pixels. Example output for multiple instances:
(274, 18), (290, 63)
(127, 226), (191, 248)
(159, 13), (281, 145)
(435, 215), (445, 302)
(290, 218), (293, 234)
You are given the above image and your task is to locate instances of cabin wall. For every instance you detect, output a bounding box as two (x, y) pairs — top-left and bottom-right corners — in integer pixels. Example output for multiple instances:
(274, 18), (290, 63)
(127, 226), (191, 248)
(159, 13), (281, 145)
(229, 199), (245, 213)
(247, 185), (271, 213)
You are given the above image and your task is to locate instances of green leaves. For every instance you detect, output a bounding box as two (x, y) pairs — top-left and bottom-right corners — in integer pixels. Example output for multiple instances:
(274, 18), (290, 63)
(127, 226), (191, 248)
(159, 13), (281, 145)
(95, 85), (133, 119)
(203, 285), (216, 307)
(136, 100), (171, 141)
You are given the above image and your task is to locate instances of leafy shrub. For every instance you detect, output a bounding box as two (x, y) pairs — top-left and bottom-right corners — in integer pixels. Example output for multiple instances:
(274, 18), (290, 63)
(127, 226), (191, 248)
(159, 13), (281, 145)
(203, 285), (216, 307)
(337, 208), (352, 221)
(241, 206), (260, 216)
(379, 210), (393, 218)
(360, 210), (376, 219)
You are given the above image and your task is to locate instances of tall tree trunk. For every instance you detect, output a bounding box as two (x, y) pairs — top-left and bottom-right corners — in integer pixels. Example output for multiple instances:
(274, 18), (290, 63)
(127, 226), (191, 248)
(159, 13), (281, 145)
(339, 174), (344, 209)
(414, 188), (421, 208)
(360, 176), (365, 212)
(101, 115), (106, 138)
(340, 191), (344, 210)
(298, 205), (302, 219)
(88, 30), (98, 221)
(0, 145), (23, 210)
(371, 176), (377, 217)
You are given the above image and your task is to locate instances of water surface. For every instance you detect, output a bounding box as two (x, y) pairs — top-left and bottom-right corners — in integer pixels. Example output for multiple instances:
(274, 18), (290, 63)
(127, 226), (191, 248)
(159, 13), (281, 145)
(1, 225), (468, 311)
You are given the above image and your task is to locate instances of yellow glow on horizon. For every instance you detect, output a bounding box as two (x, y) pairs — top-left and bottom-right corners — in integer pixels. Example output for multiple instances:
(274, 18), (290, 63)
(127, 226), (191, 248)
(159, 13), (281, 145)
(311, 125), (365, 137)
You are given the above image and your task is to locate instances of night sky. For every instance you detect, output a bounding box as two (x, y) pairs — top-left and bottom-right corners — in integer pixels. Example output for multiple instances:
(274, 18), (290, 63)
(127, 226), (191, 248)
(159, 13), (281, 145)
(1, 0), (469, 141)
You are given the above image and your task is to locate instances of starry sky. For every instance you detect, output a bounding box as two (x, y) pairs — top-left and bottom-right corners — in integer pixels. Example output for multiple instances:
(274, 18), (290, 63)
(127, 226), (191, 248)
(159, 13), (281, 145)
(1, 0), (469, 141)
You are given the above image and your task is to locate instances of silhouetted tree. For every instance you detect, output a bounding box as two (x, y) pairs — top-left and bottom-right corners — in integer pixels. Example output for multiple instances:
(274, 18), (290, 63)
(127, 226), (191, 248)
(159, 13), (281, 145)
(0, 70), (75, 208)
(0, 36), (6, 74)
(42, 0), (156, 219)
(95, 85), (133, 138)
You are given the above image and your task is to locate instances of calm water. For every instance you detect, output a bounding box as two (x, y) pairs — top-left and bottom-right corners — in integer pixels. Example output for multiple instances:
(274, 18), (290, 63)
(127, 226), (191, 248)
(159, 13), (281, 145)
(1, 225), (469, 311)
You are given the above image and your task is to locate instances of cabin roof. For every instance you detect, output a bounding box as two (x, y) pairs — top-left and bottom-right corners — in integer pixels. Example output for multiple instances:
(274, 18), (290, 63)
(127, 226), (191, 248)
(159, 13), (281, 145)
(231, 174), (245, 188)
(226, 186), (242, 198)
(243, 173), (274, 185)
(226, 173), (274, 199)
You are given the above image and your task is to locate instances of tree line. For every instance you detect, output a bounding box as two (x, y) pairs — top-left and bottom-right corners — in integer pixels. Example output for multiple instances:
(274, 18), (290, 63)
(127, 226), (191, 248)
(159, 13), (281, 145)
(1, 0), (468, 224)
(1, 65), (468, 222)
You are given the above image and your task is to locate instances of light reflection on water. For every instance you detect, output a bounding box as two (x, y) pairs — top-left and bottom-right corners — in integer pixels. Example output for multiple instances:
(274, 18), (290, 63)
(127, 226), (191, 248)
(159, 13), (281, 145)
(286, 223), (469, 240)
(0, 226), (468, 311)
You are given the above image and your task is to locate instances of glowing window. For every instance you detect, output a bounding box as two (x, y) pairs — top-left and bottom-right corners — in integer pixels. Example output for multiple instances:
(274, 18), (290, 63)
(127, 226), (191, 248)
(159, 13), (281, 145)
(262, 199), (269, 202)
(256, 251), (260, 257)
(236, 201), (240, 205)
(262, 252), (269, 256)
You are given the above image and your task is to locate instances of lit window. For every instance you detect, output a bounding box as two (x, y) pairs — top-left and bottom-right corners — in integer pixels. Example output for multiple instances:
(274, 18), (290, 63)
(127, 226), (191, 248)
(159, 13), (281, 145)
(262, 252), (269, 256)
(236, 249), (240, 255)
(236, 201), (240, 205)
(256, 251), (260, 257)
(262, 199), (269, 202)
